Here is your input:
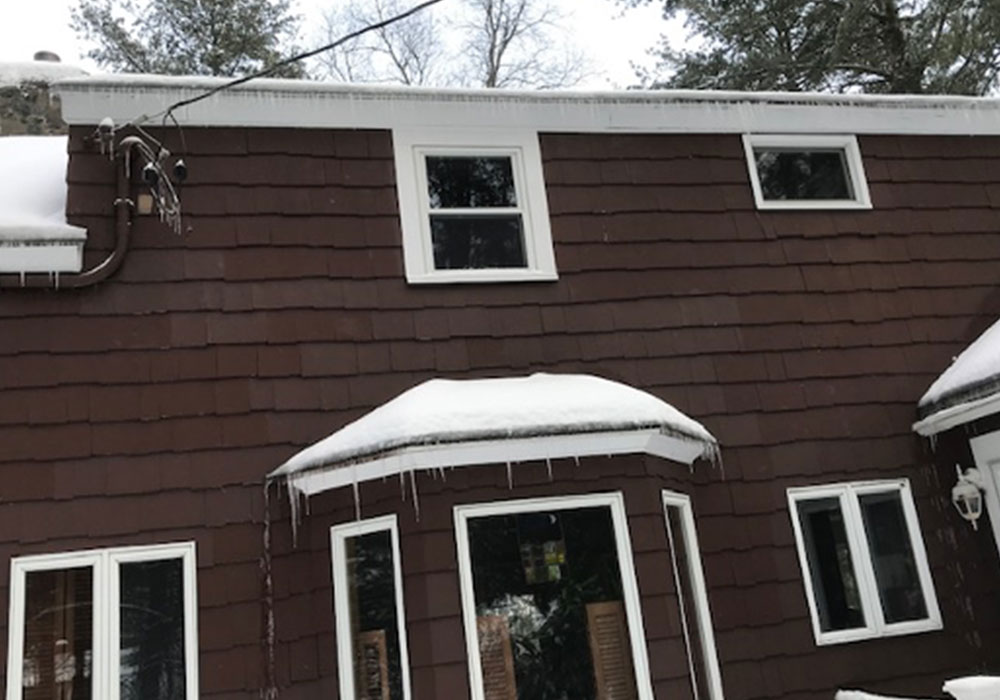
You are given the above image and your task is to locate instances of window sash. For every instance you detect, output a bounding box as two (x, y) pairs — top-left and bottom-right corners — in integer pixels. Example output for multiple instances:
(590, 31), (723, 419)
(453, 492), (655, 700)
(330, 514), (411, 700)
(6, 543), (198, 700)
(787, 480), (941, 645)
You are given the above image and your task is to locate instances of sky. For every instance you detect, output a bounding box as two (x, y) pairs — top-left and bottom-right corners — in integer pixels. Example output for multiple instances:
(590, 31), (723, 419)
(0, 0), (684, 89)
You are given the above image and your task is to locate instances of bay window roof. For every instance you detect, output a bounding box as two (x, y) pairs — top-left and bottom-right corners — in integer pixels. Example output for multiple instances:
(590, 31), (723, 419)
(270, 373), (718, 496)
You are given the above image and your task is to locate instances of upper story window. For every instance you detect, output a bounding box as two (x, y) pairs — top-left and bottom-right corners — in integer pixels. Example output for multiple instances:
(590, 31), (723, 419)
(6, 542), (198, 700)
(330, 515), (411, 700)
(743, 134), (872, 210)
(393, 128), (557, 284)
(787, 480), (941, 646)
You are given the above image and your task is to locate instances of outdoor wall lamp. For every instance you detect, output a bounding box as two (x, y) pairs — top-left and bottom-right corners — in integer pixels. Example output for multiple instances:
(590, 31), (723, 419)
(952, 464), (986, 530)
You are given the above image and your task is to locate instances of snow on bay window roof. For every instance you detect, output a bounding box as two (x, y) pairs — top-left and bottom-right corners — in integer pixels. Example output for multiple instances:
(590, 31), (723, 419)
(913, 317), (1000, 436)
(0, 136), (87, 274)
(270, 373), (718, 496)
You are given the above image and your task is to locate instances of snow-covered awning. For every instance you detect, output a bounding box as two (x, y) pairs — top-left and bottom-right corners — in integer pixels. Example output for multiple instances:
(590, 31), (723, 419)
(913, 318), (1000, 436)
(0, 136), (87, 274)
(270, 373), (719, 496)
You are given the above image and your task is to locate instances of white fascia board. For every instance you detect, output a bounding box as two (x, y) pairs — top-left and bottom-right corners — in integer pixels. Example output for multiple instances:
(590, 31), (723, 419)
(0, 238), (85, 273)
(53, 78), (1000, 135)
(912, 392), (1000, 436)
(287, 429), (705, 496)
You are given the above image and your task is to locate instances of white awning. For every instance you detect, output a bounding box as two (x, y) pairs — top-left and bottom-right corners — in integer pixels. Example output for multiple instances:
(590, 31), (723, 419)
(270, 373), (718, 496)
(914, 317), (1000, 436)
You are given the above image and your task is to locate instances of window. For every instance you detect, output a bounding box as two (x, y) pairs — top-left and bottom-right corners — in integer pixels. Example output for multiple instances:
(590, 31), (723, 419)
(454, 493), (653, 700)
(787, 480), (941, 645)
(743, 134), (872, 210)
(330, 515), (411, 700)
(393, 128), (557, 284)
(662, 491), (724, 700)
(6, 542), (198, 700)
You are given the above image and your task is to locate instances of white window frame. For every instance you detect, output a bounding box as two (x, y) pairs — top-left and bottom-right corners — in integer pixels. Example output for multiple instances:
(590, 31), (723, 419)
(742, 134), (872, 210)
(393, 127), (557, 284)
(453, 491), (654, 700)
(662, 491), (725, 700)
(330, 514), (412, 700)
(6, 541), (199, 700)
(787, 479), (941, 646)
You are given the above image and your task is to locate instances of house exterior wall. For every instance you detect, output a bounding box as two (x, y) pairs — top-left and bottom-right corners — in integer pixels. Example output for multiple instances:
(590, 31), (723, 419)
(1, 124), (1000, 698)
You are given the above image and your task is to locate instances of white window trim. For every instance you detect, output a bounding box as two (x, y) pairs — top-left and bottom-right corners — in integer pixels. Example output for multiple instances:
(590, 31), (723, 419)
(662, 491), (725, 700)
(786, 479), (941, 646)
(393, 127), (557, 284)
(330, 514), (412, 700)
(742, 134), (872, 210)
(453, 491), (654, 700)
(969, 430), (1000, 563)
(6, 541), (199, 700)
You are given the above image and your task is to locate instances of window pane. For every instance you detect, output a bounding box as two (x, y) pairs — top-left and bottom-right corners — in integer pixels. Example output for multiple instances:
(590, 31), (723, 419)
(22, 567), (94, 700)
(431, 215), (527, 269)
(467, 506), (637, 700)
(859, 492), (928, 624)
(754, 149), (852, 200)
(119, 559), (186, 700)
(796, 498), (865, 632)
(345, 530), (404, 700)
(426, 156), (517, 208)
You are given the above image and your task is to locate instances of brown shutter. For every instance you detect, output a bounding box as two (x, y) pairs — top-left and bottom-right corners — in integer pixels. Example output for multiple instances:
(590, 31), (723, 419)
(356, 629), (390, 700)
(587, 601), (638, 700)
(476, 615), (517, 700)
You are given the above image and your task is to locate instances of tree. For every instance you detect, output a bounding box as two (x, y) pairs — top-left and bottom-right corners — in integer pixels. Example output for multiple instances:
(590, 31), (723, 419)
(316, 0), (445, 85)
(71, 0), (305, 77)
(314, 0), (585, 88)
(626, 0), (1000, 95)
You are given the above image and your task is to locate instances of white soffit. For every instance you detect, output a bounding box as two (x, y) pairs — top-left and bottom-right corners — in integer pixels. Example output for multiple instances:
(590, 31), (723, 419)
(270, 373), (718, 496)
(54, 75), (1000, 135)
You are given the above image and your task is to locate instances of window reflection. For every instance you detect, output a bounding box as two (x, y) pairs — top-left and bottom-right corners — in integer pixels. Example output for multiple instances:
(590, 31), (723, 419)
(346, 530), (404, 700)
(119, 559), (186, 700)
(797, 498), (865, 632)
(754, 149), (852, 200)
(467, 506), (637, 700)
(431, 215), (526, 269)
(426, 157), (517, 209)
(23, 567), (94, 700)
(859, 492), (928, 624)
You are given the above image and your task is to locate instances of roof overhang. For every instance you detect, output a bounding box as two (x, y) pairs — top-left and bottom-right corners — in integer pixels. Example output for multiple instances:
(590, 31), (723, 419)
(53, 75), (1000, 136)
(913, 389), (1000, 436)
(269, 373), (718, 497)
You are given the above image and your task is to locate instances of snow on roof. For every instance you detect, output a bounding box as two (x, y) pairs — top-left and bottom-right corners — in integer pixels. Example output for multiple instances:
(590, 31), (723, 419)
(0, 136), (86, 242)
(913, 317), (1000, 435)
(270, 373), (718, 495)
(836, 691), (931, 700)
(0, 61), (88, 87)
(943, 676), (1000, 699)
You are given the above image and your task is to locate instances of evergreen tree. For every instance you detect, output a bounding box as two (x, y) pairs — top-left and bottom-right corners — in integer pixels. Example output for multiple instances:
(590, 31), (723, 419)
(71, 0), (304, 77)
(627, 0), (1000, 94)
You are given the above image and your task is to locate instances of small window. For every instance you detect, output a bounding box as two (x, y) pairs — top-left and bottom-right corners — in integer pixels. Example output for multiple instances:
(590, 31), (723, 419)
(743, 134), (871, 209)
(454, 493), (654, 700)
(394, 128), (557, 284)
(787, 480), (941, 645)
(330, 515), (411, 700)
(6, 542), (198, 700)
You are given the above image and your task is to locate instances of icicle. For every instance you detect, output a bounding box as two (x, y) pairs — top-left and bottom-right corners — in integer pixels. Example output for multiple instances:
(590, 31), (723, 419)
(573, 455), (580, 467)
(546, 458), (553, 482)
(409, 470), (421, 522)
(259, 481), (278, 700)
(352, 482), (361, 521)
(286, 478), (300, 547)
(399, 471), (407, 501)
(506, 462), (514, 490)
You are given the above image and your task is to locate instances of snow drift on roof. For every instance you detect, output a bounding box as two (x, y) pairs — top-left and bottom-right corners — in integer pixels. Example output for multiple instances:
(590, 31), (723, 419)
(271, 373), (717, 491)
(914, 317), (1000, 435)
(0, 136), (86, 242)
(0, 61), (88, 87)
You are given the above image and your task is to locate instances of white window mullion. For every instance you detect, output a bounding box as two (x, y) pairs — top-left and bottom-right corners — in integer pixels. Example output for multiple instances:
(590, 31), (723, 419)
(103, 550), (117, 700)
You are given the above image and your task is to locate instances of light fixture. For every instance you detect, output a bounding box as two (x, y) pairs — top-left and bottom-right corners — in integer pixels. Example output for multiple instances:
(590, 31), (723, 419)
(951, 464), (985, 530)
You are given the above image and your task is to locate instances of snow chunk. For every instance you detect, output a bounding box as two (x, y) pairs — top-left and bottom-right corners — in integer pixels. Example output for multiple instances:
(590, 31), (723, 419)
(0, 61), (88, 87)
(943, 676), (1000, 700)
(271, 373), (717, 489)
(836, 691), (931, 700)
(0, 136), (86, 242)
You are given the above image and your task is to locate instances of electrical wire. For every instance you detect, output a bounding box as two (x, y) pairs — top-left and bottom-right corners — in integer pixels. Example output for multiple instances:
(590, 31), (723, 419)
(148, 0), (448, 127)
